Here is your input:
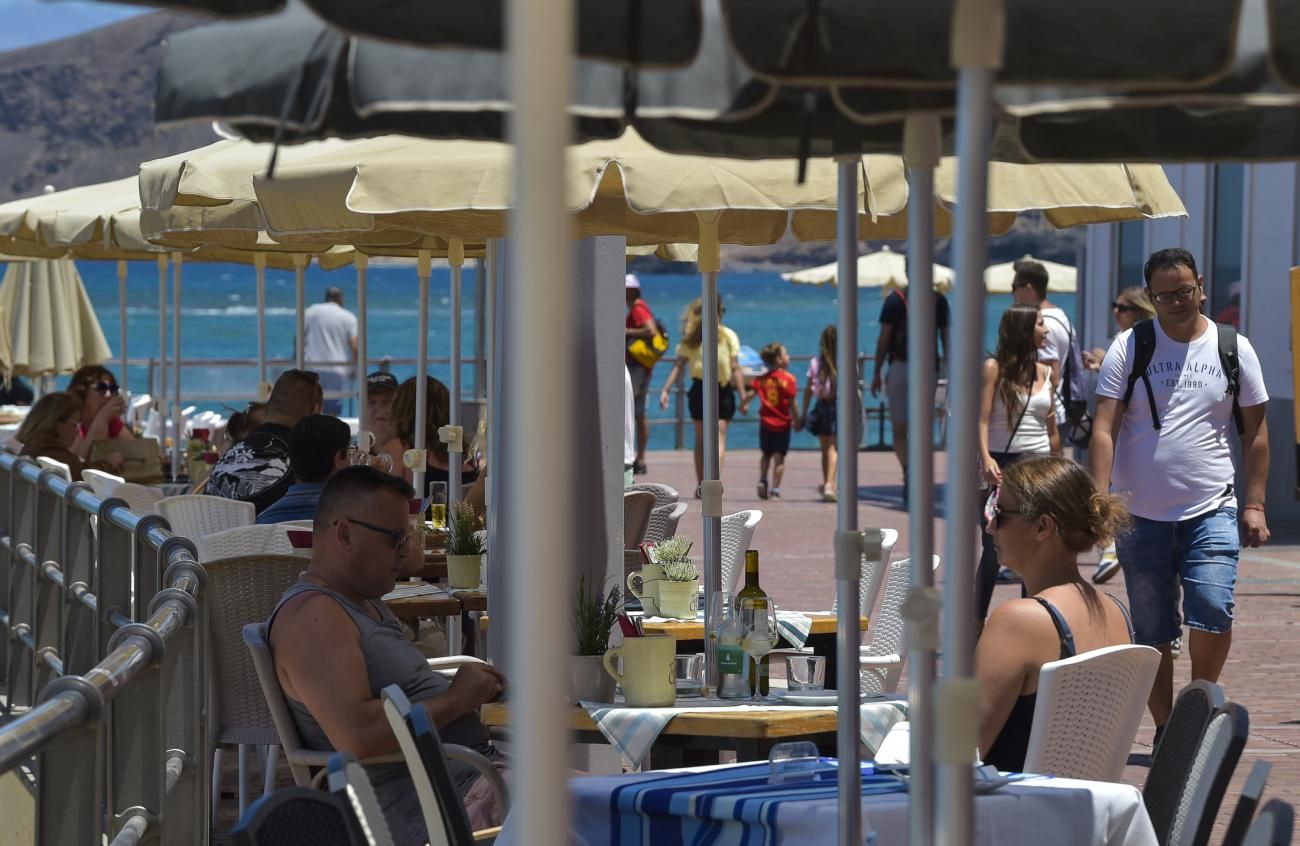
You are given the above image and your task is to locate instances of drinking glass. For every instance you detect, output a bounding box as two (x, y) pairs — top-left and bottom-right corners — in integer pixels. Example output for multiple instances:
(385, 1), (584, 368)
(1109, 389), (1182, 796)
(370, 451), (393, 473)
(674, 654), (705, 697)
(785, 655), (826, 691)
(737, 597), (779, 703)
(428, 481), (448, 528)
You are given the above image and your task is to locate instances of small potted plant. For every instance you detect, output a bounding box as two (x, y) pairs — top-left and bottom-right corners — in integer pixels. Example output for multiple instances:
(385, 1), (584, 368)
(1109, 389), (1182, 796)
(571, 574), (620, 703)
(651, 535), (698, 619)
(445, 500), (486, 589)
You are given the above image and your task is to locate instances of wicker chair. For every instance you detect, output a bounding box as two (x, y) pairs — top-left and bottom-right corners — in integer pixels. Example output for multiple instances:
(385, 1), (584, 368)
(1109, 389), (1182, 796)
(1167, 703), (1249, 846)
(1022, 644), (1162, 781)
(644, 501), (688, 545)
(858, 554), (940, 696)
(112, 482), (165, 516)
(625, 482), (679, 510)
(1222, 760), (1274, 846)
(197, 524), (296, 564)
(159, 494), (255, 541)
(624, 490), (656, 550)
(1240, 799), (1293, 846)
(719, 510), (762, 594)
(831, 528), (900, 620)
(1144, 680), (1225, 842)
(206, 555), (306, 822)
(81, 468), (125, 499)
(232, 787), (359, 846)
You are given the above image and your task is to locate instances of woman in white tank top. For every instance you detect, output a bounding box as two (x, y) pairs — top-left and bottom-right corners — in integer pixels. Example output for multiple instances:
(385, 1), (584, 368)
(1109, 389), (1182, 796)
(976, 305), (1062, 622)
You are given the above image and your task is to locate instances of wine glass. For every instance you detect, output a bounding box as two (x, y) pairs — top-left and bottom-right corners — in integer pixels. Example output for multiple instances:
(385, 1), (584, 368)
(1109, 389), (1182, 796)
(737, 597), (779, 702)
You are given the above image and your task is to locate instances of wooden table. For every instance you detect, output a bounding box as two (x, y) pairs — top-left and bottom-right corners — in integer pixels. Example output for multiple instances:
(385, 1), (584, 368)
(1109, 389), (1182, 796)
(643, 614), (868, 691)
(385, 585), (488, 656)
(480, 702), (838, 768)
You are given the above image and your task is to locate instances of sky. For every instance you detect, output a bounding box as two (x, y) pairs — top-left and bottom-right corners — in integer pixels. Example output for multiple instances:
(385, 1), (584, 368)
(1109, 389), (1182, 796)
(0, 0), (146, 53)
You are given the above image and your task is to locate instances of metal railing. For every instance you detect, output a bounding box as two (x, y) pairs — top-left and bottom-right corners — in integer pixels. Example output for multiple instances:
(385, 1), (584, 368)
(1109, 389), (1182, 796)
(0, 454), (206, 846)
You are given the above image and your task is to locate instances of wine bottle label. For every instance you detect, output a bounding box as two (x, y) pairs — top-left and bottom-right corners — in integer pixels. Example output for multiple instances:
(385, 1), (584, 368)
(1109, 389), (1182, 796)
(717, 644), (745, 675)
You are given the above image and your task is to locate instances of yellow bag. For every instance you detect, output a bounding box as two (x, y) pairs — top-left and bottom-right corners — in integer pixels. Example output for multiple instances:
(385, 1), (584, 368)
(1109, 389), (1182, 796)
(627, 331), (669, 370)
(92, 437), (164, 484)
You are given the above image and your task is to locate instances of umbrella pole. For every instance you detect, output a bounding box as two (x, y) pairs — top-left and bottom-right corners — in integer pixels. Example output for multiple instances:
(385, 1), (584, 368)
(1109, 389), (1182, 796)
(696, 211), (723, 693)
(485, 238), (503, 667)
(356, 254), (369, 448)
(448, 239), (465, 506)
(157, 255), (168, 432)
(474, 258), (487, 402)
(940, 2), (1002, 844)
(256, 253), (268, 401)
(508, 0), (574, 838)
(117, 261), (128, 407)
(904, 114), (942, 846)
(413, 250), (431, 499)
(833, 158), (862, 846)
(294, 255), (307, 371)
(172, 254), (184, 480)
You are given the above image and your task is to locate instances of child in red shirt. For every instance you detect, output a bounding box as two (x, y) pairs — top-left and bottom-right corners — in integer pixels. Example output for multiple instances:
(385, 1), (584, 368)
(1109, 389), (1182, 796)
(745, 342), (799, 499)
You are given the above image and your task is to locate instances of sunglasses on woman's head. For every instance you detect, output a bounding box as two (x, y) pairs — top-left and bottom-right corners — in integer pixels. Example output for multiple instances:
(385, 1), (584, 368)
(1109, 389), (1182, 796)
(95, 382), (119, 396)
(983, 485), (1023, 529)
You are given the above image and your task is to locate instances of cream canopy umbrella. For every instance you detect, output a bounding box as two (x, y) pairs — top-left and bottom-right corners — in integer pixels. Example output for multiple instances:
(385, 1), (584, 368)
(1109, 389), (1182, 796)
(0, 258), (112, 379)
(983, 254), (1077, 293)
(782, 245), (954, 289)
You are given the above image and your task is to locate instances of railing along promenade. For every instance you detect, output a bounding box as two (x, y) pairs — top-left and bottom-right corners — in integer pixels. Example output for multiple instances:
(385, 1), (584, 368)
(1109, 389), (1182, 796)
(0, 453), (205, 846)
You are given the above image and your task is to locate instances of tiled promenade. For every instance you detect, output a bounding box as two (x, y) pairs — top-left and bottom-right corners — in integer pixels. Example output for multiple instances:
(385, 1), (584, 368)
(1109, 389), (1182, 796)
(644, 446), (1300, 838)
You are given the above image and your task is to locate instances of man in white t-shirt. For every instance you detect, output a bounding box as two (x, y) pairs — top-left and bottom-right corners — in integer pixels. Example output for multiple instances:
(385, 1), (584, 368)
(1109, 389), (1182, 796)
(1011, 259), (1087, 428)
(1090, 247), (1270, 738)
(304, 287), (359, 415)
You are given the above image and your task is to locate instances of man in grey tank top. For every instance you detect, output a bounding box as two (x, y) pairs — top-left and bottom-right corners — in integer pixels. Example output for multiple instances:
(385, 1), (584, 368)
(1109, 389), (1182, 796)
(269, 466), (507, 844)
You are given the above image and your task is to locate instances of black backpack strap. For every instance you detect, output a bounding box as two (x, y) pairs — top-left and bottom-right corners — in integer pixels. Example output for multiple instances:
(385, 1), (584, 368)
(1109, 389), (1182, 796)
(1217, 322), (1245, 436)
(1120, 320), (1161, 430)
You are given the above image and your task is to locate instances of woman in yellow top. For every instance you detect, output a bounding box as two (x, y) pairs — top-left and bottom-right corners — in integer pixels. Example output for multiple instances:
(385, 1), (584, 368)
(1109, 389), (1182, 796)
(659, 298), (749, 488)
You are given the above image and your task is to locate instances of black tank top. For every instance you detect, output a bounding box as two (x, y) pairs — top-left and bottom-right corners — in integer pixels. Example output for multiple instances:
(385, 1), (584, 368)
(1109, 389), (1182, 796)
(983, 594), (1133, 772)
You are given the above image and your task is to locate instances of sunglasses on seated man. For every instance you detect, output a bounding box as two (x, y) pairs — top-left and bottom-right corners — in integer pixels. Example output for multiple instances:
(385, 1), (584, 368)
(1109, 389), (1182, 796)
(337, 517), (411, 552)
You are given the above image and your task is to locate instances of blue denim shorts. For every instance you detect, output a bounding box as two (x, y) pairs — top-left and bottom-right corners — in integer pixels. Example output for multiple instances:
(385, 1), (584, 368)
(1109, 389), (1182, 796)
(1115, 505), (1239, 645)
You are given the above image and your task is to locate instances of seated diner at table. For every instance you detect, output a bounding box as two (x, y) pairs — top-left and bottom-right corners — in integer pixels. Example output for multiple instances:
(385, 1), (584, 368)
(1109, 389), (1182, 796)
(975, 456), (1134, 772)
(379, 375), (479, 498)
(255, 414), (352, 524)
(66, 365), (131, 471)
(17, 391), (114, 480)
(267, 466), (508, 844)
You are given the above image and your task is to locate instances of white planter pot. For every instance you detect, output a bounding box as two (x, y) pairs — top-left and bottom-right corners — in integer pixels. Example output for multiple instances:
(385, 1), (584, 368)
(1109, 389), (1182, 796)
(447, 553), (483, 590)
(656, 579), (699, 619)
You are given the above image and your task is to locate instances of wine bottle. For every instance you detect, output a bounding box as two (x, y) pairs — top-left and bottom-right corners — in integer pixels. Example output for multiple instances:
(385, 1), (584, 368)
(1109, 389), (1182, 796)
(735, 549), (770, 696)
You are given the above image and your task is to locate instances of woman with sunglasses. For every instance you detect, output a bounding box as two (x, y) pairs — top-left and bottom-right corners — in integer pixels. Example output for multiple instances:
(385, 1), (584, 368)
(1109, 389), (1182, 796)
(977, 456), (1134, 772)
(1082, 286), (1156, 371)
(976, 305), (1062, 625)
(66, 365), (132, 470)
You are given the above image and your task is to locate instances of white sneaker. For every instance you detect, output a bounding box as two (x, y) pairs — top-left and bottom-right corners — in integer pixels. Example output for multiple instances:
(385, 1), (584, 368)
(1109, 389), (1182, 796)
(1093, 551), (1121, 584)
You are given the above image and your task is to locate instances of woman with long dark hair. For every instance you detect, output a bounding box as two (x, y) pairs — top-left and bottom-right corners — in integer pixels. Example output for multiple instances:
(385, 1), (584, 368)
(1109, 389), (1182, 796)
(800, 324), (840, 502)
(976, 304), (1061, 623)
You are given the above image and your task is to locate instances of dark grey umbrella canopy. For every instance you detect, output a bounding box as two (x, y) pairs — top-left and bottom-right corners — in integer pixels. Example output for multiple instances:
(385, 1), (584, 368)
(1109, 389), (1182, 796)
(998, 0), (1300, 162)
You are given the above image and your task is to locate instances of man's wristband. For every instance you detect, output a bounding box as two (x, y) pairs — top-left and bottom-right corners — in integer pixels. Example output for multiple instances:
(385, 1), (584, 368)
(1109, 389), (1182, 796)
(1243, 503), (1266, 514)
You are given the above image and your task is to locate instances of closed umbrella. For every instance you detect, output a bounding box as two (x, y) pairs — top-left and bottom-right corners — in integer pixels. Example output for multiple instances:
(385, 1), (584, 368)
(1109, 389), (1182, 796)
(984, 255), (1077, 293)
(0, 259), (112, 379)
(783, 246), (953, 288)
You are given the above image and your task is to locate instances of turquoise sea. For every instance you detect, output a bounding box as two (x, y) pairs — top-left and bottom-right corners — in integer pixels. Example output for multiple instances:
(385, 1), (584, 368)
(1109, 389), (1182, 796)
(72, 260), (1076, 452)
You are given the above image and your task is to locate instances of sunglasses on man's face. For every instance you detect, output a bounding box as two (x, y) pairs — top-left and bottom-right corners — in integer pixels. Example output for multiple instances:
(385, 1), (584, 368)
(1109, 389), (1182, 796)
(95, 382), (120, 396)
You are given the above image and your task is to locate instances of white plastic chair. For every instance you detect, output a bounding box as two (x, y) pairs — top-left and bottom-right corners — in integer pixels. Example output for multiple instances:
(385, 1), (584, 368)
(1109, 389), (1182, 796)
(719, 510), (763, 594)
(112, 482), (165, 516)
(1022, 643), (1161, 781)
(35, 456), (72, 481)
(626, 482), (679, 510)
(81, 468), (125, 499)
(858, 553), (940, 696)
(158, 494), (255, 541)
(624, 490), (656, 550)
(644, 501), (688, 544)
(196, 524), (296, 564)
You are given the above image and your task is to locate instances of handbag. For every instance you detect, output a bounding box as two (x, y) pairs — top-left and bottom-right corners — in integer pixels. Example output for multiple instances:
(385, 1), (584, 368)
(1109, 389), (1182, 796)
(978, 379), (1031, 491)
(627, 321), (669, 369)
(92, 437), (164, 484)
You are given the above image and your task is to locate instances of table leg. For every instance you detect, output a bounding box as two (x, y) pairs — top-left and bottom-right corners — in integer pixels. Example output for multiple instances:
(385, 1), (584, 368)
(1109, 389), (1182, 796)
(445, 614), (462, 656)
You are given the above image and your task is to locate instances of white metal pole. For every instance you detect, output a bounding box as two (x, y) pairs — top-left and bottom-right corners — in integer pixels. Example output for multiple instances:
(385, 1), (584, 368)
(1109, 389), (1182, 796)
(939, 2), (1003, 844)
(508, 0), (573, 838)
(157, 254), (168, 419)
(294, 254), (307, 371)
(256, 252), (268, 400)
(904, 114), (942, 846)
(172, 254), (184, 479)
(414, 250), (432, 499)
(485, 238), (505, 668)
(356, 253), (369, 447)
(833, 158), (862, 846)
(474, 258), (488, 401)
(117, 260), (129, 406)
(696, 211), (723, 692)
(448, 239), (465, 506)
